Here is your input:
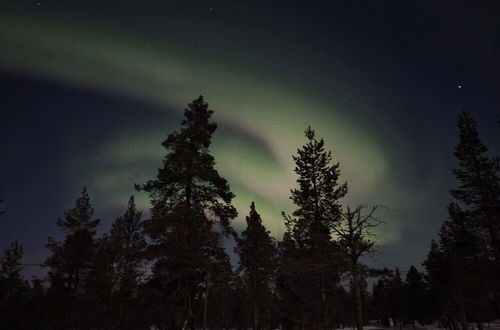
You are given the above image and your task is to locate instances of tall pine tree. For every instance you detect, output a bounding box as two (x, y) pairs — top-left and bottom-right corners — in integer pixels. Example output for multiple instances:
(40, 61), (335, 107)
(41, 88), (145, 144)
(423, 112), (500, 329)
(450, 111), (500, 261)
(137, 96), (237, 329)
(279, 126), (347, 329)
(108, 195), (146, 329)
(403, 265), (427, 326)
(450, 112), (500, 318)
(422, 240), (447, 325)
(235, 202), (277, 330)
(45, 187), (100, 328)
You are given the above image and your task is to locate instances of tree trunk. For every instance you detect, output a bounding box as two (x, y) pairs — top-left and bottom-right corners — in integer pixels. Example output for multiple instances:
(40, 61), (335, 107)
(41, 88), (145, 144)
(352, 264), (363, 330)
(458, 298), (468, 330)
(254, 305), (258, 330)
(203, 276), (209, 330)
(182, 281), (194, 330)
(321, 280), (328, 330)
(253, 276), (259, 330)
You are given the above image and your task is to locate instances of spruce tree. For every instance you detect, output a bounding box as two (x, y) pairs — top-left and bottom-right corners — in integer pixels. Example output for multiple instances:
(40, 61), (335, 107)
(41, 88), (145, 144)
(404, 265), (427, 326)
(45, 187), (100, 328)
(388, 268), (404, 328)
(287, 127), (347, 251)
(0, 240), (29, 329)
(200, 245), (236, 329)
(450, 111), (500, 260)
(428, 112), (500, 328)
(279, 126), (347, 329)
(137, 96), (237, 329)
(275, 229), (303, 329)
(235, 202), (277, 330)
(82, 234), (115, 328)
(438, 202), (492, 329)
(422, 240), (447, 325)
(450, 112), (500, 320)
(108, 195), (146, 329)
(371, 271), (392, 327)
(0, 240), (24, 287)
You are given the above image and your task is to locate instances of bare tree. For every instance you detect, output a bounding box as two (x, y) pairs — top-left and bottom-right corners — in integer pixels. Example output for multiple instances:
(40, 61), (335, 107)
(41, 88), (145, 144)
(333, 206), (384, 330)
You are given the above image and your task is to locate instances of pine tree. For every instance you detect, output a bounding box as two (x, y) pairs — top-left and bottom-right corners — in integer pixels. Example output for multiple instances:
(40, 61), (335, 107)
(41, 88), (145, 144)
(137, 96), (237, 329)
(199, 246), (236, 329)
(449, 112), (500, 320)
(235, 202), (277, 330)
(422, 240), (447, 325)
(371, 271), (392, 327)
(287, 127), (347, 251)
(279, 126), (347, 329)
(78, 196), (147, 329)
(450, 111), (500, 260)
(426, 112), (500, 328)
(108, 195), (146, 329)
(25, 278), (48, 328)
(82, 234), (115, 328)
(45, 187), (100, 328)
(388, 268), (404, 328)
(0, 240), (24, 285)
(275, 229), (303, 329)
(0, 240), (29, 329)
(403, 265), (427, 326)
(438, 202), (493, 329)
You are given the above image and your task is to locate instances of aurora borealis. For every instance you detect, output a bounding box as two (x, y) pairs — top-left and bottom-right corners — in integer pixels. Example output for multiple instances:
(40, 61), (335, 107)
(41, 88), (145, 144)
(1, 1), (499, 272)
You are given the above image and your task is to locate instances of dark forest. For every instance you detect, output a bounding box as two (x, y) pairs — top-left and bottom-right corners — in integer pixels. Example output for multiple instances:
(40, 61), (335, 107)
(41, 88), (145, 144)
(1, 96), (499, 329)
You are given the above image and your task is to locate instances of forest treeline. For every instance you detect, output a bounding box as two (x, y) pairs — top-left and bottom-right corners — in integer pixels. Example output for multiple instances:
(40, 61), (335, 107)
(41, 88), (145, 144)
(0, 96), (499, 330)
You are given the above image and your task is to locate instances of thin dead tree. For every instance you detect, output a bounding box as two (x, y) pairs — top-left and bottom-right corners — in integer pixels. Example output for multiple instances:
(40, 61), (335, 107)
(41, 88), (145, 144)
(332, 205), (385, 330)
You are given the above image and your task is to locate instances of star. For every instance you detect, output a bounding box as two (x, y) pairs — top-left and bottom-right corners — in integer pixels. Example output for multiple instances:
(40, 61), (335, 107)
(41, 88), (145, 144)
(458, 85), (462, 89)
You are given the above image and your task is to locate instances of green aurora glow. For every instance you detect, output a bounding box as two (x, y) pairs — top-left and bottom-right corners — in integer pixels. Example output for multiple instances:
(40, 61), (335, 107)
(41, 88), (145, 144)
(0, 11), (409, 243)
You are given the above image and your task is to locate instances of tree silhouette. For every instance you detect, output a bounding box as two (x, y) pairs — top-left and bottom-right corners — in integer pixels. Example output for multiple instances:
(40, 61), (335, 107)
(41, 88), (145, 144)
(137, 95), (237, 329)
(451, 111), (500, 261)
(388, 268), (404, 328)
(0, 240), (29, 329)
(333, 206), (383, 330)
(45, 187), (100, 328)
(422, 240), (448, 325)
(235, 202), (277, 330)
(403, 265), (427, 326)
(371, 269), (393, 327)
(422, 112), (500, 329)
(108, 195), (146, 328)
(279, 126), (347, 329)
(1, 101), (498, 329)
(82, 233), (116, 328)
(451, 112), (500, 318)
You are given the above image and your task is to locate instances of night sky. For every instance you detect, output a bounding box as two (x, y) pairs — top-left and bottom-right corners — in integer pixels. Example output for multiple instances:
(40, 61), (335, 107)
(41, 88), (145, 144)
(1, 1), (499, 275)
